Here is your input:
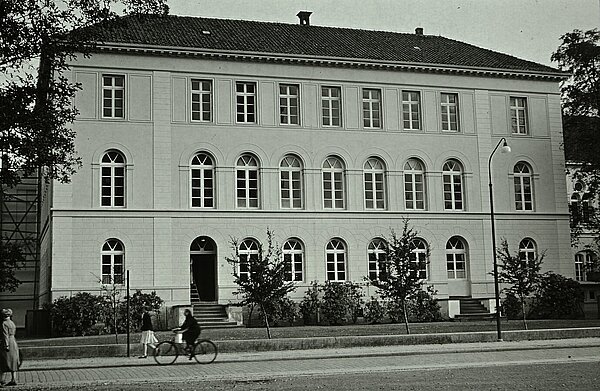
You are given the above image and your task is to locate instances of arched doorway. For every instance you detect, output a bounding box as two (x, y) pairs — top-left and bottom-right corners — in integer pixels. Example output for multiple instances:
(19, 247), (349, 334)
(190, 237), (217, 302)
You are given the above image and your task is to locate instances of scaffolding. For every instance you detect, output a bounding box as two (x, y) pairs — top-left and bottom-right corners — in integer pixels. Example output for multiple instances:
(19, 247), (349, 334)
(0, 172), (42, 324)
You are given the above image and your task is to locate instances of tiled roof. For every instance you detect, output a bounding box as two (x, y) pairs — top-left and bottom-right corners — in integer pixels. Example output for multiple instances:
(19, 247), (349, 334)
(82, 14), (560, 75)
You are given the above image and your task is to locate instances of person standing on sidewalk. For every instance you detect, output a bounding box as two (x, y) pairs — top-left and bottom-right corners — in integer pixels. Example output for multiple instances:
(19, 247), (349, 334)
(138, 308), (158, 359)
(0, 309), (19, 386)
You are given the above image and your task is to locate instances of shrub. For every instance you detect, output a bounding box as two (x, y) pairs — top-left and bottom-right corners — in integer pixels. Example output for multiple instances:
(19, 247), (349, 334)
(363, 297), (386, 324)
(345, 281), (364, 324)
(386, 300), (404, 323)
(501, 292), (523, 320)
(299, 281), (320, 325)
(258, 296), (299, 326)
(407, 286), (443, 322)
(320, 281), (350, 325)
(47, 292), (108, 336)
(117, 290), (164, 332)
(530, 272), (584, 319)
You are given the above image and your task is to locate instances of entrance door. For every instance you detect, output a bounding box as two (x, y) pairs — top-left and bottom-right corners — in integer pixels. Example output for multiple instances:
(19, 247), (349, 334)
(190, 237), (217, 301)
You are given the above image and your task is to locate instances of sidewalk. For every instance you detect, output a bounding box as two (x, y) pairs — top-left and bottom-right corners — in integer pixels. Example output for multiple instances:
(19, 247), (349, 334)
(21, 337), (600, 371)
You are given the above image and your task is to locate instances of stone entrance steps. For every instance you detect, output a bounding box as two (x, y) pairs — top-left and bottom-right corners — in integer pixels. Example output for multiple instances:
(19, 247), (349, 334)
(192, 303), (241, 329)
(454, 298), (496, 321)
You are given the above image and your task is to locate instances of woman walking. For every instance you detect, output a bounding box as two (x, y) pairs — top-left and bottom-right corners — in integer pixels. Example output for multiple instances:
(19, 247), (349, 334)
(138, 308), (158, 358)
(0, 308), (19, 386)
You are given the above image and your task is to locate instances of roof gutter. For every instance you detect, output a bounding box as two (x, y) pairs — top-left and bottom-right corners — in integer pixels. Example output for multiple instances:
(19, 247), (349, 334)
(90, 42), (569, 81)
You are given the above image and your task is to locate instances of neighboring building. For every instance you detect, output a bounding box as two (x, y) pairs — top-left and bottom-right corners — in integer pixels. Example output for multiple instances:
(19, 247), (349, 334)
(566, 163), (600, 318)
(3, 13), (574, 327)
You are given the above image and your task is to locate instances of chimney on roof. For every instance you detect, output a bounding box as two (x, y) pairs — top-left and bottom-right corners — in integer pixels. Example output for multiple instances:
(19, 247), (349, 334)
(415, 27), (423, 35)
(297, 11), (312, 26)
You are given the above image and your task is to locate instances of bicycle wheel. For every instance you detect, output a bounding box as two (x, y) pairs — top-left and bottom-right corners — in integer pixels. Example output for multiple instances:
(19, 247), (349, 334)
(153, 341), (178, 365)
(192, 339), (217, 364)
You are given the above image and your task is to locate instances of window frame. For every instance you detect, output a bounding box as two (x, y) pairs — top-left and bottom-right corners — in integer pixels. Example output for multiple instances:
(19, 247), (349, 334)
(283, 238), (304, 282)
(280, 155), (304, 209)
(442, 160), (464, 211)
(322, 157), (346, 210)
(190, 152), (215, 208)
(101, 239), (125, 285)
(238, 239), (259, 281)
(402, 90), (422, 131)
(279, 83), (300, 126)
(321, 86), (342, 127)
(191, 79), (213, 123)
(236, 154), (260, 209)
(235, 81), (257, 124)
(513, 162), (533, 211)
(404, 158), (426, 210)
(363, 158), (386, 210)
(440, 92), (460, 132)
(101, 74), (125, 119)
(518, 238), (537, 268)
(100, 151), (126, 208)
(446, 236), (467, 279)
(410, 238), (428, 280)
(510, 97), (529, 135)
(367, 238), (387, 281)
(326, 238), (347, 281)
(362, 88), (382, 129)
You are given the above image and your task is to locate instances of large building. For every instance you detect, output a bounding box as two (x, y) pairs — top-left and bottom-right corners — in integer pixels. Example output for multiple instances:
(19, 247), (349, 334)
(5, 13), (574, 327)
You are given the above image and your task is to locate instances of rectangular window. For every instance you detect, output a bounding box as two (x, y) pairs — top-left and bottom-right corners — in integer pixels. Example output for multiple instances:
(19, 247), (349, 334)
(279, 84), (300, 125)
(281, 170), (302, 208)
(236, 169), (259, 208)
(236, 82), (256, 123)
(364, 172), (385, 209)
(191, 79), (212, 122)
(510, 97), (528, 134)
(404, 172), (425, 210)
(102, 75), (125, 118)
(447, 254), (466, 279)
(284, 253), (303, 282)
(402, 91), (421, 130)
(441, 93), (459, 131)
(362, 88), (382, 128)
(322, 86), (341, 127)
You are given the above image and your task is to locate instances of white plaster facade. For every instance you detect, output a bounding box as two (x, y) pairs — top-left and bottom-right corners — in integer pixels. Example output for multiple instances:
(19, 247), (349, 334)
(35, 19), (572, 320)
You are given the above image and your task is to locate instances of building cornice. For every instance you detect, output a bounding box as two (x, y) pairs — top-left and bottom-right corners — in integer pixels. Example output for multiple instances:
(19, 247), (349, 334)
(92, 42), (568, 82)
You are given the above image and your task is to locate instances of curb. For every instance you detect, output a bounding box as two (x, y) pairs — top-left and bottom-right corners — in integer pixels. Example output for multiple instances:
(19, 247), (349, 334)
(20, 327), (600, 360)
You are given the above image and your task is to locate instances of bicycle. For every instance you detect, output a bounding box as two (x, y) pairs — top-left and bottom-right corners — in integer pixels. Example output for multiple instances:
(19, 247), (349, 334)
(153, 331), (217, 365)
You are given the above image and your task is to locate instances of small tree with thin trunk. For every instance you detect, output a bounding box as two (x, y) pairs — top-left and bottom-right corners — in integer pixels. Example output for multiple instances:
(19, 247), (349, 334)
(226, 229), (296, 339)
(496, 239), (544, 330)
(366, 219), (428, 334)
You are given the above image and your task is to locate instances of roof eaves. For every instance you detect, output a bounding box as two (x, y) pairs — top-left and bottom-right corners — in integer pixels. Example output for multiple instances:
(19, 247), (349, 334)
(93, 41), (570, 81)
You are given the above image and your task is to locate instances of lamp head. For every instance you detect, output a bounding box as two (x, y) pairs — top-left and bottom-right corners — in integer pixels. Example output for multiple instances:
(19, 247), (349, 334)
(500, 140), (511, 154)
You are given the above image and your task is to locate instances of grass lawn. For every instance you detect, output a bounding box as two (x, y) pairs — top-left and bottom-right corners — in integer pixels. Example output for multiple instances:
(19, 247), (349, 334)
(19, 318), (600, 347)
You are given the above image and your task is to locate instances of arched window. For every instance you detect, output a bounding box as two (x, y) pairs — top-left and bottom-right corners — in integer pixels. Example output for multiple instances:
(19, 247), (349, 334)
(236, 154), (259, 208)
(322, 157), (345, 209)
(280, 155), (303, 209)
(367, 238), (387, 280)
(575, 251), (596, 282)
(364, 158), (386, 209)
(514, 162), (533, 211)
(326, 238), (347, 281)
(283, 239), (304, 282)
(190, 153), (214, 208)
(238, 239), (259, 281)
(101, 239), (124, 284)
(446, 236), (467, 279)
(442, 160), (464, 210)
(519, 238), (537, 268)
(410, 238), (428, 280)
(404, 158), (426, 210)
(101, 151), (126, 207)
(570, 193), (581, 225)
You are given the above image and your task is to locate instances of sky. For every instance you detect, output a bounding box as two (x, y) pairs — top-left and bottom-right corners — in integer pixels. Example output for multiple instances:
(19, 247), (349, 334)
(168, 0), (600, 67)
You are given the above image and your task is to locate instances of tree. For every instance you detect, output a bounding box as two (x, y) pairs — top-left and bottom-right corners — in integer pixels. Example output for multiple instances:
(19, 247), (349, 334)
(1, 0), (169, 189)
(366, 220), (428, 334)
(553, 29), (600, 242)
(0, 239), (26, 292)
(496, 239), (544, 330)
(530, 272), (584, 319)
(226, 230), (296, 339)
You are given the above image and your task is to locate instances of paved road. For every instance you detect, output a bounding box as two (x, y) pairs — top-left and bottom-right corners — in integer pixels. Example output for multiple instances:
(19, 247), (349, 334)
(12, 338), (600, 390)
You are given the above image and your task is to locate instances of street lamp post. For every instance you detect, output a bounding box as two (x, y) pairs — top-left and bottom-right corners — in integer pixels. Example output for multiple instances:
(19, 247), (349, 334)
(488, 137), (511, 342)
